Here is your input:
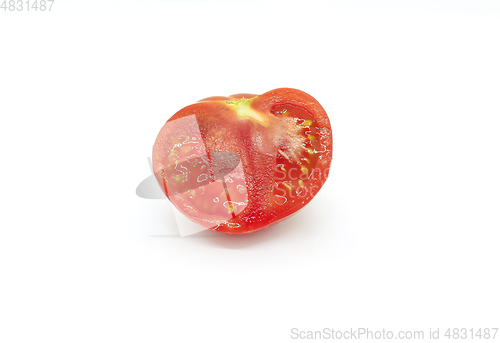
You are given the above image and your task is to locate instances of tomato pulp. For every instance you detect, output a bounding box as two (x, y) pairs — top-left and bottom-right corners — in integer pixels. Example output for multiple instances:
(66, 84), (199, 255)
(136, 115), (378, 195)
(152, 88), (332, 234)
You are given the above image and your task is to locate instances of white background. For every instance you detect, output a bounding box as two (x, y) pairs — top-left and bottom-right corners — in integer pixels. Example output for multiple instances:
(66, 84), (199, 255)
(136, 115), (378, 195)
(1, 1), (499, 342)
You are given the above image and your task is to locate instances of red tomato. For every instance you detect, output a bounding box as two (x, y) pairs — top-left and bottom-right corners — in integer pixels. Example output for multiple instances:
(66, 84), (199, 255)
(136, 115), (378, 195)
(153, 88), (332, 234)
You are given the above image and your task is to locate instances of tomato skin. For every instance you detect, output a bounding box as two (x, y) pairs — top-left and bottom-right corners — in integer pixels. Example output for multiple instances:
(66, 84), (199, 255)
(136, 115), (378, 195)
(153, 88), (332, 235)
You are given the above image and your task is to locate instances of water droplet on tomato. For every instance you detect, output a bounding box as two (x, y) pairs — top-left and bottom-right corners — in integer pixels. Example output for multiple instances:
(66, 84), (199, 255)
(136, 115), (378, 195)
(274, 194), (287, 205)
(197, 174), (209, 182)
(236, 185), (246, 193)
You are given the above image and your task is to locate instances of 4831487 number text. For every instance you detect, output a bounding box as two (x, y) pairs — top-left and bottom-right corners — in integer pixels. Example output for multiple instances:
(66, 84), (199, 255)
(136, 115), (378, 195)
(1, 0), (55, 11)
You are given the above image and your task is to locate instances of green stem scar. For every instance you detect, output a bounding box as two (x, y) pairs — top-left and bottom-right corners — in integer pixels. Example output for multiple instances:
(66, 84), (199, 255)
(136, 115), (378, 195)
(224, 97), (269, 127)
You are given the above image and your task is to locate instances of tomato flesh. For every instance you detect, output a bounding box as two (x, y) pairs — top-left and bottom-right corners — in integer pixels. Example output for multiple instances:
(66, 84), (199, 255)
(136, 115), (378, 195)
(152, 88), (332, 234)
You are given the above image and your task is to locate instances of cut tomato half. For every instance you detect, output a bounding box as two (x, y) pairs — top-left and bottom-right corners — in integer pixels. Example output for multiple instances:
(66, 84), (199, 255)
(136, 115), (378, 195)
(153, 88), (332, 234)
